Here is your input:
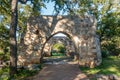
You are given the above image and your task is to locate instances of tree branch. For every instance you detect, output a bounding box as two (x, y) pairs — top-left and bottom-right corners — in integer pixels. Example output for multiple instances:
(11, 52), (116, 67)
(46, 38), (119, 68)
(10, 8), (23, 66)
(18, 0), (32, 4)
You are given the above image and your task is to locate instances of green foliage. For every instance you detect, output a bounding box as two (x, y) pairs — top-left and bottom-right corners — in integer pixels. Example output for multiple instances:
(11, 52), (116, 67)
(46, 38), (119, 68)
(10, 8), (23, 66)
(0, 46), (10, 61)
(101, 49), (109, 58)
(59, 46), (65, 53)
(0, 66), (9, 80)
(101, 36), (120, 56)
(52, 43), (65, 53)
(51, 43), (65, 56)
(80, 56), (120, 76)
(0, 1), (11, 62)
(44, 0), (78, 15)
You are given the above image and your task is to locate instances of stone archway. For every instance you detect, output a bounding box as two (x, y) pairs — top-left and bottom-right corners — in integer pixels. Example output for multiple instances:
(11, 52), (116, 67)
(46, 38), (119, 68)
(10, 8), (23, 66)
(18, 15), (102, 68)
(41, 31), (78, 61)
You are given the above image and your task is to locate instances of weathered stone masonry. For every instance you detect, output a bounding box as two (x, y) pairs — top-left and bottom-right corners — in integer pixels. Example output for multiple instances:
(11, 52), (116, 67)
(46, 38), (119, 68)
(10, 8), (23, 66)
(18, 15), (102, 68)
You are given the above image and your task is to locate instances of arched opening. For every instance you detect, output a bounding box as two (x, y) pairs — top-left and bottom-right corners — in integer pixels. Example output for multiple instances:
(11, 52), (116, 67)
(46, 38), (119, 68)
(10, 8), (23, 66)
(40, 32), (79, 64)
(50, 41), (66, 56)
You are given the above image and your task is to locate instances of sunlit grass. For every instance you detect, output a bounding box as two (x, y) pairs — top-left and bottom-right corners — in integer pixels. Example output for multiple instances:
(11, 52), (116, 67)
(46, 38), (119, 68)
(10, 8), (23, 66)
(51, 52), (66, 56)
(80, 56), (120, 76)
(44, 52), (67, 59)
(44, 56), (68, 59)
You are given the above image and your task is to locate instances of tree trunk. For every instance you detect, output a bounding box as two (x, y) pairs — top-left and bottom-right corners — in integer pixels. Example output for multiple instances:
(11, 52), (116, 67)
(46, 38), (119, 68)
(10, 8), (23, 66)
(9, 0), (18, 77)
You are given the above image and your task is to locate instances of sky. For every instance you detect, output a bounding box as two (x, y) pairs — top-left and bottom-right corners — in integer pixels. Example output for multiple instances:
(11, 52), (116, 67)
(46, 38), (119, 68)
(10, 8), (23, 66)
(41, 1), (68, 15)
(41, 2), (66, 37)
(41, 2), (54, 15)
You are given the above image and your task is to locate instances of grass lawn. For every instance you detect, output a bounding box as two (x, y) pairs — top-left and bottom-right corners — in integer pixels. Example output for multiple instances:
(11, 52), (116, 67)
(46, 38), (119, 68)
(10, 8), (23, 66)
(80, 56), (120, 76)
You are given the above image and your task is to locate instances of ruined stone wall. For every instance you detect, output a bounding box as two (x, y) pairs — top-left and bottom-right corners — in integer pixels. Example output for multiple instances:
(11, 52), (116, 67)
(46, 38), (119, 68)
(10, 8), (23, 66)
(18, 15), (102, 67)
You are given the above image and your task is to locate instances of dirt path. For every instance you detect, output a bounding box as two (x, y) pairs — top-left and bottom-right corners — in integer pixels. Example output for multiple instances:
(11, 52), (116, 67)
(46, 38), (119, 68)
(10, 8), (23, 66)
(27, 61), (89, 80)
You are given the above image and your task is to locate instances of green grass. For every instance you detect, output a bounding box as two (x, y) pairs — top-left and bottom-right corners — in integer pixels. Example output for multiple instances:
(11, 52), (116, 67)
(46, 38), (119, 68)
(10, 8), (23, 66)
(14, 69), (38, 80)
(80, 56), (120, 76)
(14, 64), (42, 79)
(51, 52), (65, 56)
(0, 67), (39, 80)
(0, 64), (42, 80)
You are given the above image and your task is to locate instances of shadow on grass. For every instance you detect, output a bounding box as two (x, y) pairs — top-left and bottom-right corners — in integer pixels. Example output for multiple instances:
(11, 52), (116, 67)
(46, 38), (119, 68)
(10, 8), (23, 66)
(13, 64), (43, 80)
(80, 56), (120, 76)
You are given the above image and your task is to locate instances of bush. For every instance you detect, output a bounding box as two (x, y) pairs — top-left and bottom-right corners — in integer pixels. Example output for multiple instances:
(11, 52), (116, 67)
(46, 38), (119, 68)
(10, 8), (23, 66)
(101, 36), (120, 56)
(101, 49), (109, 58)
(59, 46), (65, 53)
(0, 66), (9, 80)
(52, 43), (65, 53)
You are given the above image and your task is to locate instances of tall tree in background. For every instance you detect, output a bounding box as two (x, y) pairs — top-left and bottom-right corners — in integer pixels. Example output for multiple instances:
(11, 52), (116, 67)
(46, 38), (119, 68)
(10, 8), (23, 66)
(10, 0), (18, 76)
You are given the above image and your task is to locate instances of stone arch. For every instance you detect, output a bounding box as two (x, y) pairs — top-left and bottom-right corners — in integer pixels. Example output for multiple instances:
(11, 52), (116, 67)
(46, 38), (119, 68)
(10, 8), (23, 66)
(18, 15), (102, 68)
(41, 31), (78, 60)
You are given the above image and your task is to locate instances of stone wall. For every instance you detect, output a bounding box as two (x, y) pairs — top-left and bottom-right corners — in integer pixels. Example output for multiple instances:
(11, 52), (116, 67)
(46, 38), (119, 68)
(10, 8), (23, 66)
(18, 15), (102, 67)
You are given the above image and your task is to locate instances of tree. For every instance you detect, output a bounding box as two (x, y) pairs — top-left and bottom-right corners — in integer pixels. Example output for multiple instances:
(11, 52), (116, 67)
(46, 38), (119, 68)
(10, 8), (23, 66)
(9, 0), (18, 77)
(0, 0), (45, 77)
(9, 0), (47, 77)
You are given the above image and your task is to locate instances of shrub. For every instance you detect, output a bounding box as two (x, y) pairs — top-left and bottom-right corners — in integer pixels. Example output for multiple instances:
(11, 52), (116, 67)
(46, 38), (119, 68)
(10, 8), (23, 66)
(101, 49), (109, 58)
(101, 36), (120, 56)
(52, 43), (65, 53)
